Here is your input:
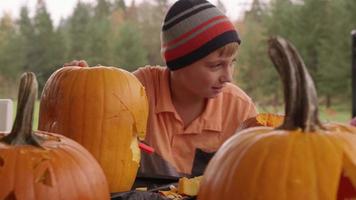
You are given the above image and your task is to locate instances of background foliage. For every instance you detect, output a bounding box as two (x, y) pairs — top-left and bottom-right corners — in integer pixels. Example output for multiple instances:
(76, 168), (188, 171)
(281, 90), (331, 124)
(0, 0), (355, 121)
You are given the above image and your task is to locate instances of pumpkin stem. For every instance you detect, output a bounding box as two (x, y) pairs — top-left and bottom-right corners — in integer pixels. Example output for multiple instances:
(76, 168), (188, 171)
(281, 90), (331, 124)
(268, 37), (324, 132)
(0, 72), (43, 147)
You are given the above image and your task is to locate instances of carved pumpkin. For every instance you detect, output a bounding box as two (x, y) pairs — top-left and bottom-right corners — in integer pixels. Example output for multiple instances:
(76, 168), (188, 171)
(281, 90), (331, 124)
(198, 37), (356, 200)
(38, 65), (148, 192)
(0, 72), (109, 200)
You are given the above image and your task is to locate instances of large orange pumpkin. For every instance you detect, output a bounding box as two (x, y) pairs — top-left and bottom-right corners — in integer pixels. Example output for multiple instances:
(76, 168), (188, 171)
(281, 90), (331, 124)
(0, 72), (109, 200)
(38, 66), (148, 192)
(198, 37), (356, 200)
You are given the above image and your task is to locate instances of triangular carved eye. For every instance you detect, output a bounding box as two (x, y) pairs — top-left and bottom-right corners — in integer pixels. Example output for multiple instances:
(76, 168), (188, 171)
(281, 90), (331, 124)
(36, 168), (53, 187)
(4, 191), (16, 200)
(0, 156), (4, 167)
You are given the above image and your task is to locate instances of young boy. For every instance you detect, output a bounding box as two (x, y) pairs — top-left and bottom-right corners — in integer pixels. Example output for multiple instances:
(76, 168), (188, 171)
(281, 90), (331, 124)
(133, 0), (257, 177)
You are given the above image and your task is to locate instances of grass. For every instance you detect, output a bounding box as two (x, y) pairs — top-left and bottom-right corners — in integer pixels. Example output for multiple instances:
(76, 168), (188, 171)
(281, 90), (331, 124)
(257, 104), (352, 124)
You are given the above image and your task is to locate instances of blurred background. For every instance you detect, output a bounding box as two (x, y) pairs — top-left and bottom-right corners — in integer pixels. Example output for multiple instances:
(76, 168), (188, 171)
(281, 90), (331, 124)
(0, 0), (355, 126)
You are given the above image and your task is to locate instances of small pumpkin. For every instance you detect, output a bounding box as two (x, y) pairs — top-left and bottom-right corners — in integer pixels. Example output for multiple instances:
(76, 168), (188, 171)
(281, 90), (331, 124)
(239, 113), (284, 129)
(38, 65), (148, 192)
(198, 37), (356, 200)
(0, 72), (109, 200)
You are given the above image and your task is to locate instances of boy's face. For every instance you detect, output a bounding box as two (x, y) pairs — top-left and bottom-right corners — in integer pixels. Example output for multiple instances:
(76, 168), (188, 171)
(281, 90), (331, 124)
(172, 49), (236, 98)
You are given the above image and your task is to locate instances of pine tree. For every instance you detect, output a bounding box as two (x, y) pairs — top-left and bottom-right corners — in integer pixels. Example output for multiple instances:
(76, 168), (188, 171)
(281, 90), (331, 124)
(113, 22), (148, 71)
(0, 13), (22, 79)
(86, 0), (113, 65)
(135, 0), (169, 66)
(18, 6), (36, 71)
(67, 1), (92, 61)
(32, 0), (65, 89)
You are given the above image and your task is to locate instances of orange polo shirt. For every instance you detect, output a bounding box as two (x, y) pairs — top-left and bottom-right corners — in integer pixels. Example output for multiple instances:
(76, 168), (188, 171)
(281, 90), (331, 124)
(133, 66), (257, 174)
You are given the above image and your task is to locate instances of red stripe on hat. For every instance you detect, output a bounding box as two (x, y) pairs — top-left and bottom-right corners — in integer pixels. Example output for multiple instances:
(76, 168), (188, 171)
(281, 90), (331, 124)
(163, 15), (227, 48)
(164, 21), (235, 61)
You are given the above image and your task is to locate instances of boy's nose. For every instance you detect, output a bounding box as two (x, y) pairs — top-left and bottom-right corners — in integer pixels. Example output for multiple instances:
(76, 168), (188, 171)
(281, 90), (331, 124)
(220, 67), (233, 83)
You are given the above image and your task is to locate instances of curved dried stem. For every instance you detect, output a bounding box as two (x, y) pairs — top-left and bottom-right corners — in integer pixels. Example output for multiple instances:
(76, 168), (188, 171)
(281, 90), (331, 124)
(1, 72), (43, 147)
(268, 36), (323, 132)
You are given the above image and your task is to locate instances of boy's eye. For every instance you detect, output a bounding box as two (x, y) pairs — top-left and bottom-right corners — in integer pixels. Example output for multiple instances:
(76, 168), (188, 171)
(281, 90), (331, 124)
(210, 63), (223, 68)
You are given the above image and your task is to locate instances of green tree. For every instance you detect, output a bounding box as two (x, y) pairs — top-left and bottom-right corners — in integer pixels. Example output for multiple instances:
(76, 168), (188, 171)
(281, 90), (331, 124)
(344, 0), (356, 30)
(113, 22), (148, 71)
(293, 0), (329, 79)
(67, 2), (92, 61)
(135, 0), (169, 66)
(0, 13), (22, 79)
(94, 0), (111, 19)
(0, 13), (23, 97)
(31, 0), (65, 88)
(113, 0), (127, 11)
(86, 0), (113, 65)
(317, 0), (352, 107)
(17, 6), (36, 72)
(238, 0), (282, 109)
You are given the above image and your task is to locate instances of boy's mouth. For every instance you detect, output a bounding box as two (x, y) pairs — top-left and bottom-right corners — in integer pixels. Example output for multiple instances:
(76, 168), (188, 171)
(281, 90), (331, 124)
(212, 86), (223, 92)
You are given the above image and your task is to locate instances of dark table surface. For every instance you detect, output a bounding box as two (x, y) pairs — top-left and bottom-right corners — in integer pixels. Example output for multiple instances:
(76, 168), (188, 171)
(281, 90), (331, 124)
(110, 175), (196, 200)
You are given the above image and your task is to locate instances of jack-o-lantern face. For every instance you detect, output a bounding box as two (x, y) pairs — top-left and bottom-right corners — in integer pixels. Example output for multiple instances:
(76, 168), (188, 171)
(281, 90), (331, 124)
(198, 37), (356, 200)
(0, 72), (109, 200)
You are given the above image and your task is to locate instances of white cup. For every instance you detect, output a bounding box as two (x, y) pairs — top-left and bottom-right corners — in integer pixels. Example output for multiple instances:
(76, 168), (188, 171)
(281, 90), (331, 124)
(0, 99), (13, 133)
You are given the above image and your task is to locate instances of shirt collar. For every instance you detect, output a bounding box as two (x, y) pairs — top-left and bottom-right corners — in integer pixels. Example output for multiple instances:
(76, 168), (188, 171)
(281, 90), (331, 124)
(155, 68), (176, 113)
(182, 95), (223, 134)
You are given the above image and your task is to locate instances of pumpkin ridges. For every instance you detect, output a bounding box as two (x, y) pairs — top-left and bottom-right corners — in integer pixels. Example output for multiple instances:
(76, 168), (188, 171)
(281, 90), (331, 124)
(310, 133), (343, 199)
(246, 131), (296, 199)
(64, 140), (106, 199)
(39, 66), (147, 192)
(82, 69), (99, 157)
(200, 128), (271, 199)
(254, 131), (294, 199)
(56, 147), (94, 199)
(232, 132), (274, 199)
(288, 134), (318, 199)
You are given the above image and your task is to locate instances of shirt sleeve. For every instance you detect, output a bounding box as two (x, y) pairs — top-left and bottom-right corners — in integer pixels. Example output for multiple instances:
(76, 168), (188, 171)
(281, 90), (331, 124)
(246, 99), (258, 119)
(133, 66), (149, 87)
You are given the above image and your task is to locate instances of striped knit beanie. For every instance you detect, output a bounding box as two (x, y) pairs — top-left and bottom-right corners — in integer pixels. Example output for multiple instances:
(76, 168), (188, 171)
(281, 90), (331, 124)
(161, 0), (241, 71)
